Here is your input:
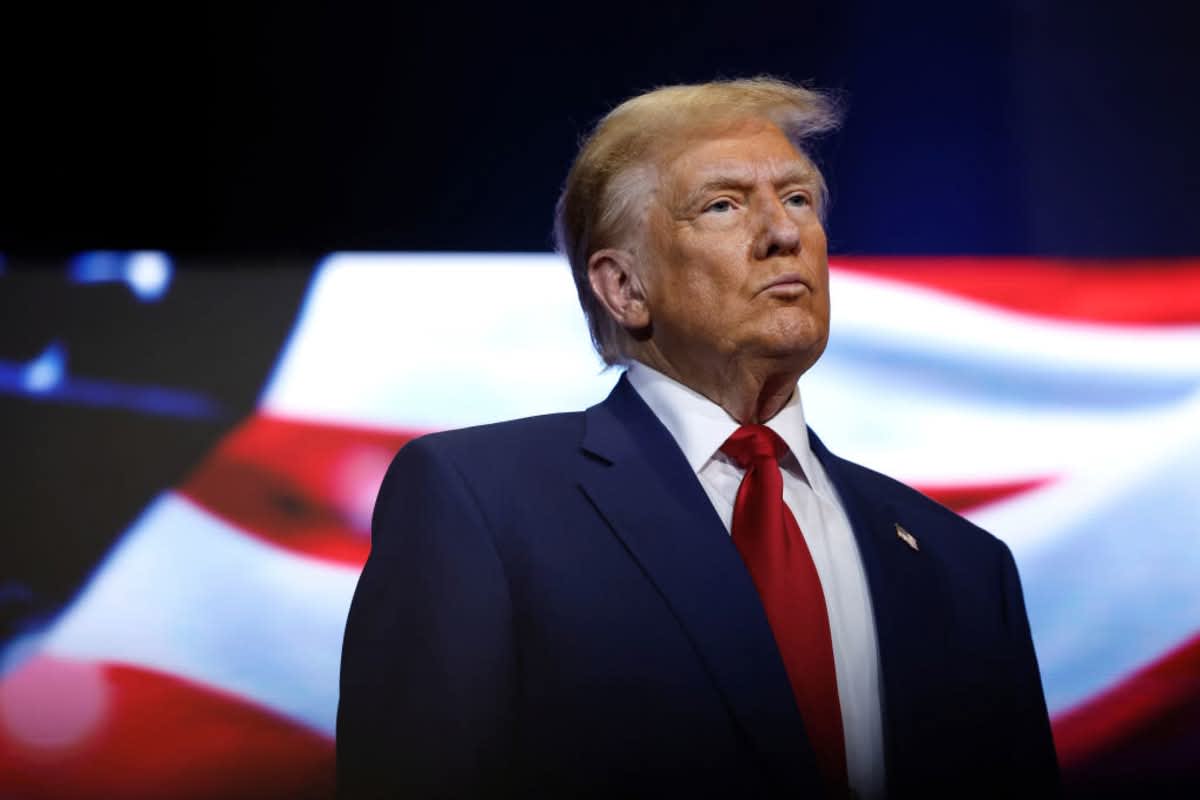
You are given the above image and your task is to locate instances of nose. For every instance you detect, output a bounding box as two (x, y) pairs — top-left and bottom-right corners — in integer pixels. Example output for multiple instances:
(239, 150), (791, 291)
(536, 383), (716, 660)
(753, 196), (802, 260)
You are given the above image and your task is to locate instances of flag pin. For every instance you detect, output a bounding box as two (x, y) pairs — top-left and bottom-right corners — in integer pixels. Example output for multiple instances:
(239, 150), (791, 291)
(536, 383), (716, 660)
(895, 523), (919, 551)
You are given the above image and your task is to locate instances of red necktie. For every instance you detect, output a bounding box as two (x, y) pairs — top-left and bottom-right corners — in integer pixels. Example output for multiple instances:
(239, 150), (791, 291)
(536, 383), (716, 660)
(721, 424), (847, 793)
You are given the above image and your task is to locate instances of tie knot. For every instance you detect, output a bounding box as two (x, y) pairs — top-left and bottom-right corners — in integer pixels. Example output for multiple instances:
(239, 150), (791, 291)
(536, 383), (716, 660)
(720, 424), (788, 469)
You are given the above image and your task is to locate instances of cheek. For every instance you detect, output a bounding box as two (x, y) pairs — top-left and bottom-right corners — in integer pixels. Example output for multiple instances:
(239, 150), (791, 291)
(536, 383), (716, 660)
(669, 275), (726, 325)
(659, 274), (733, 342)
(804, 217), (828, 251)
(815, 265), (831, 301)
(817, 290), (831, 327)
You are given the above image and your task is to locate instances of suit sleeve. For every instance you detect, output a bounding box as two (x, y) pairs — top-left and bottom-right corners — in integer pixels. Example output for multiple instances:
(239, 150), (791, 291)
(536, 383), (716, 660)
(996, 541), (1062, 795)
(336, 436), (517, 799)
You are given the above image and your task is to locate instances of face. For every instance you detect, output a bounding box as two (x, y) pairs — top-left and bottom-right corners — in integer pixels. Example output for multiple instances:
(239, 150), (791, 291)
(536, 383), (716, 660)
(638, 120), (830, 379)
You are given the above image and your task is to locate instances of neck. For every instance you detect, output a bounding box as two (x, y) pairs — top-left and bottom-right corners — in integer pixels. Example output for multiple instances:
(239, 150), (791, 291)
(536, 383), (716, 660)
(634, 346), (804, 424)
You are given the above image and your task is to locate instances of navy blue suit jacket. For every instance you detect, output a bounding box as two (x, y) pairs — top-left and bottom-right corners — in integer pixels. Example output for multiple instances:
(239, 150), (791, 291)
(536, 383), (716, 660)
(337, 375), (1059, 798)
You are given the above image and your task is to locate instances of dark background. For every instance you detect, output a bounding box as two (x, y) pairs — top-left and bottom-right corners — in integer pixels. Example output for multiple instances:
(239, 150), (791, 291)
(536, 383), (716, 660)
(3, 0), (1198, 257)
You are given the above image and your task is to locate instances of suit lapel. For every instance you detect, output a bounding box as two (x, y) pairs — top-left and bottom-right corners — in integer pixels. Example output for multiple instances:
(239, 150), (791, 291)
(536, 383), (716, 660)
(579, 376), (821, 796)
(809, 430), (954, 795)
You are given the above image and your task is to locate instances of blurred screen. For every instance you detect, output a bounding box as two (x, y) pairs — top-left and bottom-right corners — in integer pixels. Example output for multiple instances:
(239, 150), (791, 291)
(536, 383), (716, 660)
(2, 253), (1198, 797)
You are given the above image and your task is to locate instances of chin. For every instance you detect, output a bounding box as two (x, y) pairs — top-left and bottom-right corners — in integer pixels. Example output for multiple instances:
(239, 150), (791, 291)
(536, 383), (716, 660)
(761, 317), (828, 360)
(757, 333), (827, 372)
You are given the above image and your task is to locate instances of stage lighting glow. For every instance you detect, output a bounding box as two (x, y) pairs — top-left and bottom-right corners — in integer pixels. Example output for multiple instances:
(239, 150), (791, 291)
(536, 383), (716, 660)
(21, 342), (67, 394)
(69, 251), (173, 302)
(125, 252), (172, 301)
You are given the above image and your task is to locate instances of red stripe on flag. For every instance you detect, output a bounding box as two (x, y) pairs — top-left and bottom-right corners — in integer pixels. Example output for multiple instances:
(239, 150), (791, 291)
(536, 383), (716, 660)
(914, 476), (1052, 514)
(833, 257), (1200, 325)
(0, 655), (334, 800)
(1052, 634), (1200, 790)
(179, 414), (427, 567)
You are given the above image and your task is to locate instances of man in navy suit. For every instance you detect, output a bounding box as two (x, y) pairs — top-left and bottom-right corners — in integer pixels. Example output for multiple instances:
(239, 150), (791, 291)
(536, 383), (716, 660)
(337, 78), (1059, 798)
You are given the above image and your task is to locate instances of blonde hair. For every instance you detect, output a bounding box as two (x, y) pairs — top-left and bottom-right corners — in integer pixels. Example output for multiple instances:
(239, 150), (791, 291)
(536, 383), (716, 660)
(554, 77), (843, 365)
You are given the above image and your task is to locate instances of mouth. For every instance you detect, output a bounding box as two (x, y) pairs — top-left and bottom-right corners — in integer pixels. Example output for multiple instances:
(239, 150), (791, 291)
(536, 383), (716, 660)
(758, 273), (811, 295)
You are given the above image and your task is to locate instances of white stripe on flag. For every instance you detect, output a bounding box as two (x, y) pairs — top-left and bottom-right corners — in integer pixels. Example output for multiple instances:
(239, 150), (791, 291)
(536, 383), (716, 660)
(41, 493), (359, 736)
(968, 391), (1200, 712)
(260, 253), (619, 430)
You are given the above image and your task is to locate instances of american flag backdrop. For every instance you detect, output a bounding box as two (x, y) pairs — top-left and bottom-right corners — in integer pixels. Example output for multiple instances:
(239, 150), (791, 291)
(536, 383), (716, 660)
(1, 253), (1198, 797)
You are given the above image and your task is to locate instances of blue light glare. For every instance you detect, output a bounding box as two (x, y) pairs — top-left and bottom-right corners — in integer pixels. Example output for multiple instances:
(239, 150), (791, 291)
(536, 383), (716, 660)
(69, 251), (174, 302)
(125, 252), (172, 301)
(0, 340), (222, 419)
(22, 341), (67, 393)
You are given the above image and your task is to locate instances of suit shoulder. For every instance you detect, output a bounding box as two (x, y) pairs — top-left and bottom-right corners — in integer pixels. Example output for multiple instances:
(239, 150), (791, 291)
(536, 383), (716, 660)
(389, 412), (585, 480)
(407, 411), (583, 453)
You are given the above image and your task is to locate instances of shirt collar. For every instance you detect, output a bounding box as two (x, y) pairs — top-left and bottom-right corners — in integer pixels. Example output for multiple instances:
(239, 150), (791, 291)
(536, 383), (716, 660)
(624, 361), (820, 487)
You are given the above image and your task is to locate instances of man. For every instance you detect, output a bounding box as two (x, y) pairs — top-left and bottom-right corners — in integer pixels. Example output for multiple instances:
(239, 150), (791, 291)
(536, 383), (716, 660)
(337, 78), (1059, 799)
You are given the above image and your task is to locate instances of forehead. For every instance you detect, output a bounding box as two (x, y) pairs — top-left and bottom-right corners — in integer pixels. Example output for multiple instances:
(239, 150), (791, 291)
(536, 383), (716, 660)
(659, 121), (815, 189)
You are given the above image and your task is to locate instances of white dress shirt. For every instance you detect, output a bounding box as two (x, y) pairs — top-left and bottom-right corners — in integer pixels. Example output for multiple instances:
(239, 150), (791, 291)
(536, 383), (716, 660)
(626, 361), (886, 799)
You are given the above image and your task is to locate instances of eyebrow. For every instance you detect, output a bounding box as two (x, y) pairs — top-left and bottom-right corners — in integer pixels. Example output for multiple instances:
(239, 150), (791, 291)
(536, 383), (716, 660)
(680, 165), (818, 210)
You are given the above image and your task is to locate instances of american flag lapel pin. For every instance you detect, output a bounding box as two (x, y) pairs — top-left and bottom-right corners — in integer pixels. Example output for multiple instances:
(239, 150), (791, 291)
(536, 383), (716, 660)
(895, 523), (919, 551)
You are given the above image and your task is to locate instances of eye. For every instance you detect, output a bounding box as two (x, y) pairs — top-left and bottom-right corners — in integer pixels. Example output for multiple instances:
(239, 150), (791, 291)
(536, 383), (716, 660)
(785, 193), (811, 208)
(703, 198), (735, 213)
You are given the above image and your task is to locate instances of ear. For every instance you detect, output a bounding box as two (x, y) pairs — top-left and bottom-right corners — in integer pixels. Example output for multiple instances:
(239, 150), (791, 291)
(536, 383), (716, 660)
(587, 248), (651, 331)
